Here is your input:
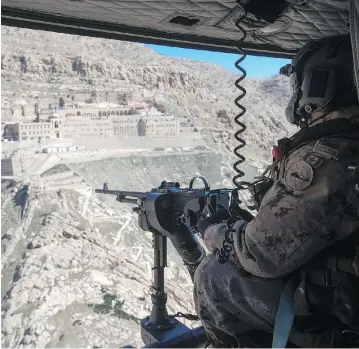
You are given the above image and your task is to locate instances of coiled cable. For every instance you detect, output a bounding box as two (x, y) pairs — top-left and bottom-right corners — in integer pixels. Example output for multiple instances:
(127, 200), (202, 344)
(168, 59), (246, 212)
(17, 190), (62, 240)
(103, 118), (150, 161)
(233, 5), (248, 190)
(217, 3), (248, 264)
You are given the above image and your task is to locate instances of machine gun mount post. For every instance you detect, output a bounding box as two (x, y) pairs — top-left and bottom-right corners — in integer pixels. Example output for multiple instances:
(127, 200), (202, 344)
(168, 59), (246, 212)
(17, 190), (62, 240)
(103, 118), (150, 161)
(141, 232), (193, 347)
(148, 233), (169, 327)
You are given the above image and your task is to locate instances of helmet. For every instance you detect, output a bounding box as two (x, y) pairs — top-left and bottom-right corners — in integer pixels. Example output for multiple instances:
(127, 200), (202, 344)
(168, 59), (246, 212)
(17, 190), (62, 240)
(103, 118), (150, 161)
(280, 35), (358, 127)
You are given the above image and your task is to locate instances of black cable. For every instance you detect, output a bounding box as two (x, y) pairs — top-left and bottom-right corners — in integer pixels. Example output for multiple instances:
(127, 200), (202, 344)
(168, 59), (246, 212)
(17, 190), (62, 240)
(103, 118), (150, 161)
(232, 4), (248, 190)
(217, 3), (248, 264)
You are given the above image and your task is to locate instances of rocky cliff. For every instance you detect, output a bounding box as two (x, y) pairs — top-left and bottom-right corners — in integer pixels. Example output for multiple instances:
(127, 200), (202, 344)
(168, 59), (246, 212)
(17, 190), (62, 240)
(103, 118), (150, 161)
(1, 25), (297, 167)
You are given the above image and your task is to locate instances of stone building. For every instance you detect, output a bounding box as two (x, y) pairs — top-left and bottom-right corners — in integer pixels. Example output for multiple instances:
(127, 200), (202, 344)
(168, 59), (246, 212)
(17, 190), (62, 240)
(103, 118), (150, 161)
(18, 120), (58, 141)
(138, 116), (180, 137)
(61, 117), (112, 138)
(58, 106), (139, 118)
(111, 115), (141, 136)
(2, 112), (191, 143)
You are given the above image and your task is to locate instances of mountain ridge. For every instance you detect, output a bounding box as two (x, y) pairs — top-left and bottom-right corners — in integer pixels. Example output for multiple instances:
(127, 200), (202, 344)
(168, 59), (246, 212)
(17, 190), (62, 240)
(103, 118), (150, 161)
(1, 25), (297, 168)
(1, 26), (300, 348)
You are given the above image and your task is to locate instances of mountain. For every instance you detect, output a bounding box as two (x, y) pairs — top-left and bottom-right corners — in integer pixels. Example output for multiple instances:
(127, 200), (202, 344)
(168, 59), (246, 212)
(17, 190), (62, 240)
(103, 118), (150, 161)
(1, 26), (298, 348)
(1, 25), (297, 168)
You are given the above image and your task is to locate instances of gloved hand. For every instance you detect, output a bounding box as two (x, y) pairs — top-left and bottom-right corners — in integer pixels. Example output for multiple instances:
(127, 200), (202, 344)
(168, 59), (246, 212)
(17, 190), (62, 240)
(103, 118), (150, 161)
(197, 208), (230, 239)
(203, 219), (247, 253)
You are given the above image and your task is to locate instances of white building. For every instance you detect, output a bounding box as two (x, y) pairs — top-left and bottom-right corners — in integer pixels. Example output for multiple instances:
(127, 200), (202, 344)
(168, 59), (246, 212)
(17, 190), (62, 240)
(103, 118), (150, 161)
(61, 117), (112, 138)
(42, 145), (81, 153)
(111, 115), (141, 136)
(93, 114), (180, 137)
(139, 107), (164, 116)
(60, 108), (98, 118)
(18, 121), (57, 141)
(1, 111), (193, 143)
(138, 116), (180, 137)
(58, 106), (140, 118)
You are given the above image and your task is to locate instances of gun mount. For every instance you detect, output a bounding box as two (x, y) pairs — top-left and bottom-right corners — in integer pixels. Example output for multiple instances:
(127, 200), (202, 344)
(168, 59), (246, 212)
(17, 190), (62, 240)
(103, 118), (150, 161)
(95, 177), (232, 347)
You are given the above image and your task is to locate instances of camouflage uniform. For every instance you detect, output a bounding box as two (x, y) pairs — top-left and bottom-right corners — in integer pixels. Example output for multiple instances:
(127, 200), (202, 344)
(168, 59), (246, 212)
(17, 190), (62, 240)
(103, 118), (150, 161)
(194, 109), (359, 347)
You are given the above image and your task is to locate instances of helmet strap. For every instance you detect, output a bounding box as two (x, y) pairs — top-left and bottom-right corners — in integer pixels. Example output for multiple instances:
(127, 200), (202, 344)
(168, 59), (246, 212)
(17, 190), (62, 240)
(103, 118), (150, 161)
(307, 112), (331, 127)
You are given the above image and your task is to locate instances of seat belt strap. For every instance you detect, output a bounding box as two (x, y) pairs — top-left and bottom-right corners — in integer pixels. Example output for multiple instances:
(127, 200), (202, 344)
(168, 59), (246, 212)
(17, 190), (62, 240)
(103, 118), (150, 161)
(272, 277), (297, 348)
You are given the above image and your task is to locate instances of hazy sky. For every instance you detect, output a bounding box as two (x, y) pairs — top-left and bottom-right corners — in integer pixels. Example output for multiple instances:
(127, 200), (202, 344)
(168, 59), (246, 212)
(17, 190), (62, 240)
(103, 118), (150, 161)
(147, 44), (291, 78)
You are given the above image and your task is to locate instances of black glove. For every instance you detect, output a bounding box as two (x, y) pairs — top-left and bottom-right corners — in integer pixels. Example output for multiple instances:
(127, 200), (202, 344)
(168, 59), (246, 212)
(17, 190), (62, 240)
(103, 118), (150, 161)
(197, 208), (230, 239)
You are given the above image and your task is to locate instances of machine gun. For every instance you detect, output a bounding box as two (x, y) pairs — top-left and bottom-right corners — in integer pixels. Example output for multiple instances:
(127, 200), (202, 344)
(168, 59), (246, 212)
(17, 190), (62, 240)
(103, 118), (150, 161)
(95, 177), (233, 348)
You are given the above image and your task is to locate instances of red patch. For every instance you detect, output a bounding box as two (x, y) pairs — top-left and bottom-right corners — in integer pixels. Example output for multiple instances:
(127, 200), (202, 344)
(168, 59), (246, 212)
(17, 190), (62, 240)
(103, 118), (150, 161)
(272, 146), (284, 159)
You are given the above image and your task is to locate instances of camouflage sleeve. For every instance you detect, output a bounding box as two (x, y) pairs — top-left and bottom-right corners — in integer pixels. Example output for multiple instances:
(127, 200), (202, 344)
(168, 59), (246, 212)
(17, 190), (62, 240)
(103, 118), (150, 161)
(231, 145), (359, 278)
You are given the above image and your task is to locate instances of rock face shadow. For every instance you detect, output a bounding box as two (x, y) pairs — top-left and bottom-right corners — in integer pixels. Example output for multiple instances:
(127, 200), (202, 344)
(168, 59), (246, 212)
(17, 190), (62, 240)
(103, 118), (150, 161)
(87, 289), (141, 324)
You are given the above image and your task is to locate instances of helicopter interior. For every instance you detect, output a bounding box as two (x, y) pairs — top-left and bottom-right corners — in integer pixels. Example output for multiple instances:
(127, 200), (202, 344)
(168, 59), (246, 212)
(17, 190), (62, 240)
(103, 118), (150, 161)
(1, 1), (359, 348)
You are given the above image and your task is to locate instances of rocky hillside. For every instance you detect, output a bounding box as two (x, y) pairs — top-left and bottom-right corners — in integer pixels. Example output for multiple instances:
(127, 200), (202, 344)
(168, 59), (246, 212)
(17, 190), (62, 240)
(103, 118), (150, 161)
(1, 184), (195, 348)
(1, 25), (297, 168)
(1, 26), (299, 348)
(1, 151), (259, 348)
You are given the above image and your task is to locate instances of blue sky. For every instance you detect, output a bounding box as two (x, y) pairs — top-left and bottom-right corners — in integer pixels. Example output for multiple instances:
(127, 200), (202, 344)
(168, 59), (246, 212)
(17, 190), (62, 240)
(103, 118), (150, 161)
(147, 44), (291, 78)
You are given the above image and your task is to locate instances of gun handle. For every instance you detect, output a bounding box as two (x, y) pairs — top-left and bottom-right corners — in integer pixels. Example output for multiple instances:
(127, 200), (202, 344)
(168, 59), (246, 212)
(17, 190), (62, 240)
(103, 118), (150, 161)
(170, 224), (206, 272)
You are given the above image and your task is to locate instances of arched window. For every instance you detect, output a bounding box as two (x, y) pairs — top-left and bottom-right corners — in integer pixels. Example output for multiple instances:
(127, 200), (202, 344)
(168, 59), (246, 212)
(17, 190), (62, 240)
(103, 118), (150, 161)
(120, 111), (124, 115)
(111, 111), (115, 115)
(99, 111), (102, 116)
(116, 111), (119, 116)
(77, 111), (81, 116)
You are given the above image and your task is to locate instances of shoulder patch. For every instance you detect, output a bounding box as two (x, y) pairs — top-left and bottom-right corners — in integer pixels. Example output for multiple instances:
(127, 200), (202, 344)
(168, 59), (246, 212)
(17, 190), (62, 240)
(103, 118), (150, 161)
(312, 139), (351, 161)
(312, 142), (339, 160)
(284, 160), (314, 191)
(302, 152), (324, 168)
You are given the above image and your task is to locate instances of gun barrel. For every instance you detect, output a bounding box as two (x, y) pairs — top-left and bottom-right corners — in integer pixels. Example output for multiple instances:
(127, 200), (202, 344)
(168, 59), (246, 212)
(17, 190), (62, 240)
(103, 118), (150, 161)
(120, 191), (147, 198)
(95, 189), (146, 198)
